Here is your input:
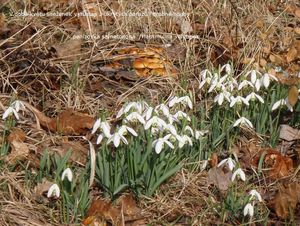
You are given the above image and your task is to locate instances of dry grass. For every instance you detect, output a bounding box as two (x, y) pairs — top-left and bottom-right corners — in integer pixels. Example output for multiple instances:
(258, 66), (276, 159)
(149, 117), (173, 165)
(1, 0), (300, 225)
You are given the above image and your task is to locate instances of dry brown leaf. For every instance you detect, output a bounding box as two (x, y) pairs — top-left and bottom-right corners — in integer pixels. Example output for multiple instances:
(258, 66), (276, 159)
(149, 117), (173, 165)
(295, 9), (300, 18)
(83, 199), (121, 226)
(209, 153), (218, 168)
(295, 27), (300, 35)
(287, 85), (298, 107)
(6, 140), (30, 164)
(207, 167), (232, 191)
(286, 47), (298, 63)
(272, 183), (300, 219)
(117, 194), (140, 216)
(269, 54), (285, 65)
(279, 124), (300, 141)
(6, 128), (29, 164)
(7, 128), (26, 143)
(33, 178), (53, 203)
(261, 149), (293, 179)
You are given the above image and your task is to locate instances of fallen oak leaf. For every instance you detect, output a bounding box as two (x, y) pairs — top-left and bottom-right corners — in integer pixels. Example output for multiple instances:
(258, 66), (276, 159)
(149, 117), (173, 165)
(279, 124), (300, 141)
(5, 128), (29, 164)
(271, 183), (300, 219)
(21, 102), (95, 135)
(207, 166), (232, 191)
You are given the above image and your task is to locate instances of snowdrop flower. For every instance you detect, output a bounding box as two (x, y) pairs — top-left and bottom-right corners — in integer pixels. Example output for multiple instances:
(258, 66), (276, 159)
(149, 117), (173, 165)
(2, 100), (26, 120)
(177, 134), (193, 148)
(246, 70), (261, 84)
(152, 134), (174, 154)
(254, 79), (261, 91)
(238, 80), (254, 90)
(221, 63), (232, 74)
(230, 96), (249, 107)
(145, 116), (167, 130)
(11, 100), (26, 112)
(261, 73), (278, 89)
(2, 107), (19, 120)
(125, 112), (146, 125)
(271, 98), (293, 112)
(155, 104), (170, 117)
(184, 125), (194, 136)
(173, 111), (191, 122)
(245, 92), (264, 103)
(231, 168), (246, 181)
(47, 183), (60, 198)
(243, 203), (254, 217)
(208, 73), (227, 93)
(61, 168), (73, 182)
(199, 69), (212, 88)
(218, 157), (236, 171)
(168, 96), (193, 109)
(116, 101), (148, 118)
(249, 189), (263, 202)
(143, 106), (153, 121)
(227, 79), (238, 92)
(165, 124), (178, 136)
(92, 119), (111, 137)
(195, 130), (209, 140)
(214, 90), (231, 105)
(233, 117), (253, 128)
(107, 125), (137, 147)
(92, 118), (101, 134)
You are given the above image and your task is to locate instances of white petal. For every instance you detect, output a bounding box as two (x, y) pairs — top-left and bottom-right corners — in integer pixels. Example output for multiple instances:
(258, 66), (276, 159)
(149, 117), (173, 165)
(12, 108), (19, 120)
(227, 158), (236, 171)
(233, 118), (242, 127)
(164, 140), (174, 149)
(217, 159), (228, 168)
(61, 168), (73, 182)
(262, 74), (270, 88)
(116, 107), (124, 118)
(96, 134), (104, 144)
(126, 126), (138, 136)
(249, 189), (263, 202)
(243, 203), (254, 217)
(250, 70), (257, 84)
(232, 168), (246, 181)
(2, 107), (14, 119)
(255, 79), (261, 91)
(168, 97), (178, 107)
(271, 99), (284, 111)
(155, 139), (164, 154)
(113, 134), (120, 147)
(92, 119), (101, 134)
(244, 118), (253, 128)
(47, 184), (60, 198)
(145, 107), (153, 121)
(101, 122), (111, 137)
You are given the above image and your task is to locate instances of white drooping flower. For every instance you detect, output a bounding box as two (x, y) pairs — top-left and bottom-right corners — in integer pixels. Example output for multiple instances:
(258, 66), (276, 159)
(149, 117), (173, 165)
(177, 134), (193, 148)
(168, 96), (193, 109)
(199, 69), (212, 88)
(230, 96), (249, 107)
(47, 183), (60, 198)
(271, 98), (293, 112)
(144, 116), (167, 130)
(143, 106), (154, 121)
(61, 168), (73, 182)
(245, 92), (264, 103)
(184, 125), (194, 137)
(208, 73), (227, 93)
(221, 63), (232, 74)
(2, 100), (26, 120)
(233, 117), (253, 128)
(217, 157), (236, 171)
(172, 111), (191, 122)
(125, 112), (146, 125)
(260, 73), (278, 89)
(152, 134), (174, 154)
(195, 130), (209, 140)
(154, 104), (170, 117)
(92, 119), (111, 138)
(116, 101), (148, 118)
(243, 203), (254, 217)
(107, 125), (137, 147)
(249, 189), (263, 202)
(214, 90), (231, 105)
(231, 168), (246, 181)
(238, 80), (254, 90)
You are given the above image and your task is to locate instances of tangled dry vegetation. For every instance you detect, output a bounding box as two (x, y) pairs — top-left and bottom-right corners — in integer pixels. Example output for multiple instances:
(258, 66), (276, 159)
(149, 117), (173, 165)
(0, 0), (300, 225)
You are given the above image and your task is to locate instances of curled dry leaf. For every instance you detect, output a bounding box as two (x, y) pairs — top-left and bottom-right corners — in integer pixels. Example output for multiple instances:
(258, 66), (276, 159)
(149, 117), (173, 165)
(23, 102), (95, 135)
(287, 85), (299, 107)
(207, 166), (232, 191)
(271, 183), (300, 219)
(6, 128), (29, 164)
(209, 153), (218, 168)
(253, 149), (293, 179)
(82, 199), (121, 226)
(280, 124), (300, 141)
(33, 178), (53, 203)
